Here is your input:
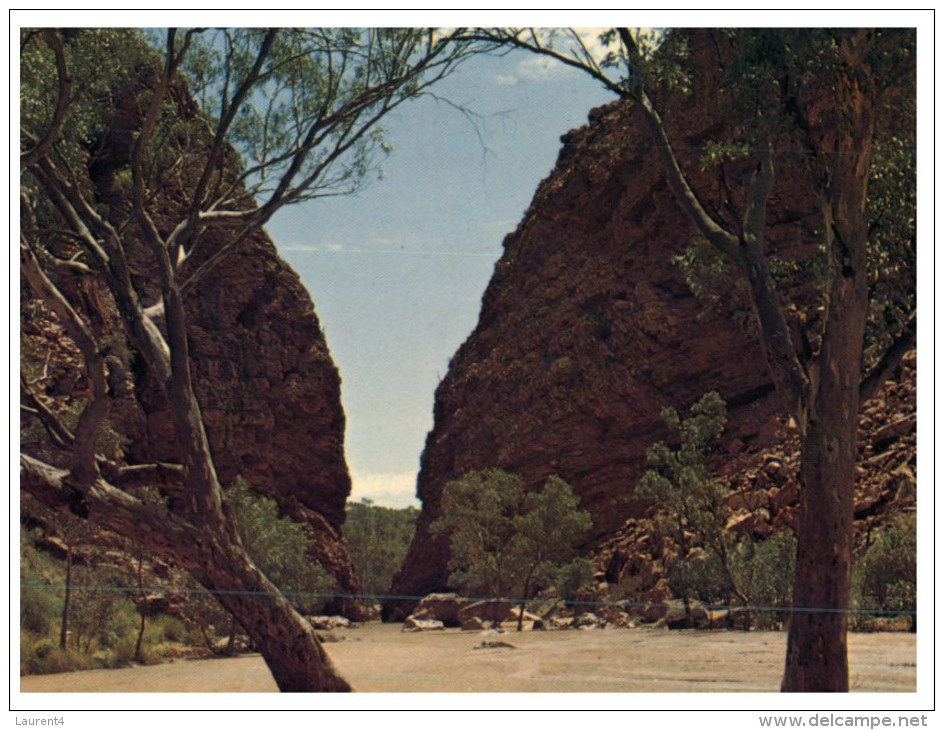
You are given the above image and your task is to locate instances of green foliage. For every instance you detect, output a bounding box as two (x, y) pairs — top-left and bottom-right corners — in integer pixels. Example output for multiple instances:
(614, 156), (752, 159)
(599, 28), (691, 94)
(19, 527), (63, 637)
(173, 27), (473, 202)
(666, 549), (729, 605)
(227, 477), (337, 615)
(67, 564), (139, 653)
(863, 131), (917, 370)
(20, 29), (156, 167)
(637, 391), (728, 554)
(431, 469), (525, 597)
(852, 513), (916, 629)
(514, 476), (593, 594)
(732, 531), (797, 629)
(554, 558), (597, 603)
(637, 394), (800, 627)
(431, 469), (592, 602)
(343, 499), (417, 597)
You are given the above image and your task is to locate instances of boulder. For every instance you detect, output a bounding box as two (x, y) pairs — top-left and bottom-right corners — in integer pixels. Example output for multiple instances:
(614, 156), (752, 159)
(402, 616), (445, 632)
(633, 601), (667, 624)
(460, 615), (489, 632)
(574, 612), (606, 629)
(663, 599), (710, 629)
(411, 593), (468, 627)
(307, 615), (351, 631)
(595, 604), (634, 628)
(458, 599), (515, 625)
(770, 481), (800, 512)
(475, 640), (517, 650)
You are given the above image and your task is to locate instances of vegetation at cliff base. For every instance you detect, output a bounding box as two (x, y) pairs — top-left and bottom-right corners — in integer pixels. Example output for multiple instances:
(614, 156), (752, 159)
(431, 469), (593, 618)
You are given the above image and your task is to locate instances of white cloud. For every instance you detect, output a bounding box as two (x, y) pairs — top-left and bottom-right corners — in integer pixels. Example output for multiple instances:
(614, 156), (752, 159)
(516, 53), (560, 80)
(512, 27), (612, 80)
(349, 471), (420, 509)
(494, 74), (519, 86)
(277, 241), (345, 253)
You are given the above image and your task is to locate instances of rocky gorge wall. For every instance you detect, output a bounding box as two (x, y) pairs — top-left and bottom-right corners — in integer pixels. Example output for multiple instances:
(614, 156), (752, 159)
(20, 66), (362, 607)
(385, 32), (909, 618)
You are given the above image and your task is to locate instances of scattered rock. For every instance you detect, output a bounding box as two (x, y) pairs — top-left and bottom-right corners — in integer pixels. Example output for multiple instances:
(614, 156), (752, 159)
(663, 599), (710, 629)
(412, 593), (468, 627)
(574, 612), (606, 629)
(402, 616), (445, 632)
(460, 615), (489, 632)
(307, 615), (351, 631)
(458, 599), (515, 625)
(475, 640), (516, 650)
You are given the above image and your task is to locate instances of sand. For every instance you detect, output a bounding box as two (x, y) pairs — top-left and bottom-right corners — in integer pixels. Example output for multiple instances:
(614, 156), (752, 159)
(19, 623), (917, 693)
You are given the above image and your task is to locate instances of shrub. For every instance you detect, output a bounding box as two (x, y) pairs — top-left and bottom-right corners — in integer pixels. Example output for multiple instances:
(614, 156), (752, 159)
(344, 500), (418, 597)
(735, 531), (796, 629)
(431, 470), (592, 609)
(853, 513), (916, 630)
(555, 558), (597, 604)
(228, 477), (338, 615)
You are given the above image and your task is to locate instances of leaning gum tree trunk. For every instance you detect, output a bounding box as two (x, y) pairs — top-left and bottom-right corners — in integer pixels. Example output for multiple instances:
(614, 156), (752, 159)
(20, 455), (352, 692)
(185, 533), (352, 692)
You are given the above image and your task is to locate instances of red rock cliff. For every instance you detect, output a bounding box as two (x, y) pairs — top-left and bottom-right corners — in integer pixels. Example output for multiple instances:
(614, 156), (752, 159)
(385, 35), (833, 618)
(20, 67), (363, 613)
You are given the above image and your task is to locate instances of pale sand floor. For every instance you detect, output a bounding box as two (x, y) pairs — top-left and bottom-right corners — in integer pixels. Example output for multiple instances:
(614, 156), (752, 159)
(20, 624), (917, 693)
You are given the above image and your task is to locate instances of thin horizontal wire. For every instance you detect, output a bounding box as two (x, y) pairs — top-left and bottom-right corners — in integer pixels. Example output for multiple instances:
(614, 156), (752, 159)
(19, 582), (916, 617)
(562, 142), (915, 156)
(281, 247), (498, 257)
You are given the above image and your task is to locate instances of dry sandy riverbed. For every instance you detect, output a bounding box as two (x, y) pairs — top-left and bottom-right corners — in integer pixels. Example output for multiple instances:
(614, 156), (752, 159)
(20, 623), (916, 693)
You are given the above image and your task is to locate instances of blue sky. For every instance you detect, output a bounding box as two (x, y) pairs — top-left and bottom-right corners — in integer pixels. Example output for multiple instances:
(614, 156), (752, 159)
(267, 47), (614, 507)
(14, 9), (929, 512)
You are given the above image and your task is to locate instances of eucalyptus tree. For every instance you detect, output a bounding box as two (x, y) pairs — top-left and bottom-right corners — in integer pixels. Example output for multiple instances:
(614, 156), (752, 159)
(461, 27), (916, 691)
(431, 469), (591, 630)
(20, 26), (484, 692)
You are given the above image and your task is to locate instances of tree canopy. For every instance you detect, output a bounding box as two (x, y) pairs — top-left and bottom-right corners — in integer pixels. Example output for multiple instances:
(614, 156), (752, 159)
(431, 469), (592, 628)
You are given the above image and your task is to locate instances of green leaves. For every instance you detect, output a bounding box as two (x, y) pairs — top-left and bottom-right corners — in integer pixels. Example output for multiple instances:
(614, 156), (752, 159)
(431, 469), (591, 600)
(343, 499), (417, 597)
(227, 478), (336, 614)
(853, 513), (916, 625)
(638, 390), (727, 525)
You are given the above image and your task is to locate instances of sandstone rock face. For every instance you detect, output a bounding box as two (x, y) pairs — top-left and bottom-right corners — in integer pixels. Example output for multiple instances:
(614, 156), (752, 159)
(20, 72), (362, 612)
(385, 34), (825, 618)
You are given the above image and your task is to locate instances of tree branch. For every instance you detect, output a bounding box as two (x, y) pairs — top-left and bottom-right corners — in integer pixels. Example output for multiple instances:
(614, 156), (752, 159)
(20, 453), (205, 555)
(859, 312), (917, 404)
(20, 372), (75, 449)
(20, 239), (109, 489)
(20, 30), (72, 169)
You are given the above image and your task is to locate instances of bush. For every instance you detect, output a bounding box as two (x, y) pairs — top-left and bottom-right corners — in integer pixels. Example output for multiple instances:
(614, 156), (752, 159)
(431, 470), (592, 606)
(20, 526), (64, 637)
(228, 477), (338, 615)
(735, 531), (796, 629)
(344, 500), (418, 597)
(20, 635), (94, 676)
(667, 549), (730, 605)
(555, 558), (597, 604)
(67, 564), (139, 652)
(853, 513), (916, 630)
